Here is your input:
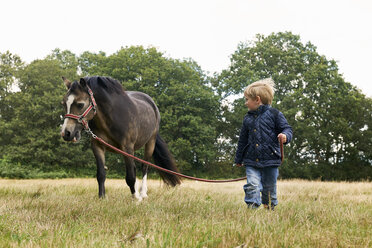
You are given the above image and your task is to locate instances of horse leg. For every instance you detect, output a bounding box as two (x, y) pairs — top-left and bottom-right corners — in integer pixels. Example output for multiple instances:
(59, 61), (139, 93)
(140, 136), (156, 198)
(92, 142), (106, 198)
(124, 149), (141, 201)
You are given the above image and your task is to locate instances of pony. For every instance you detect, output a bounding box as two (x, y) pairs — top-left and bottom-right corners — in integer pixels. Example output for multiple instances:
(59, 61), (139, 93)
(61, 76), (181, 199)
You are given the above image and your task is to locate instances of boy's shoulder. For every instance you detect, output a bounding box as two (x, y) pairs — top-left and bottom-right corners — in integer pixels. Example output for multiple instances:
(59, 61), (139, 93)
(245, 106), (280, 117)
(269, 107), (280, 118)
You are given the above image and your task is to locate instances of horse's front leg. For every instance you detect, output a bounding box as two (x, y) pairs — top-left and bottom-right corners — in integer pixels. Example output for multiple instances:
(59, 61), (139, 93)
(124, 150), (141, 201)
(92, 142), (106, 198)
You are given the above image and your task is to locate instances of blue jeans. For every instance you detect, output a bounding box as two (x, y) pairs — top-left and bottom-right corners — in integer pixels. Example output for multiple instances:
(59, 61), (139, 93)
(243, 166), (279, 206)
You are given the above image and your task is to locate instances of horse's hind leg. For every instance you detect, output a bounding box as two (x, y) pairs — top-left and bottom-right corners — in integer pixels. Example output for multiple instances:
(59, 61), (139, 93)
(92, 142), (106, 198)
(140, 136), (156, 198)
(124, 149), (141, 201)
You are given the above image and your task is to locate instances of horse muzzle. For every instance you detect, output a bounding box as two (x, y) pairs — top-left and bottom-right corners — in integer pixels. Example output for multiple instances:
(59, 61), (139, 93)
(61, 129), (81, 142)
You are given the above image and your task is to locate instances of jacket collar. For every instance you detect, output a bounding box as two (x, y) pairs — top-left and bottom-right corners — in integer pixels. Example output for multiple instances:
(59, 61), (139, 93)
(248, 104), (270, 115)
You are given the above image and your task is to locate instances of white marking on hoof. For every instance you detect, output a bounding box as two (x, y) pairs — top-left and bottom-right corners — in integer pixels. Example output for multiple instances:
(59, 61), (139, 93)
(132, 193), (143, 202)
(133, 180), (142, 201)
(140, 174), (148, 198)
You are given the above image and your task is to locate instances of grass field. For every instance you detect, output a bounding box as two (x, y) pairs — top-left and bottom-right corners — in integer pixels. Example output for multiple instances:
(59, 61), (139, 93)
(0, 178), (371, 247)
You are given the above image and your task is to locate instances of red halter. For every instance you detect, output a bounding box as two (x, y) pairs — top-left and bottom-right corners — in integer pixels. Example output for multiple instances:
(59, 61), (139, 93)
(64, 87), (97, 129)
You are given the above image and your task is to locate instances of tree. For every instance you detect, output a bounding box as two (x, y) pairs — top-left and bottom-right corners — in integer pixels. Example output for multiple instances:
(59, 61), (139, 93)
(78, 46), (221, 172)
(0, 51), (23, 96)
(1, 37), (370, 180)
(0, 51), (24, 157)
(2, 57), (95, 173)
(213, 32), (372, 180)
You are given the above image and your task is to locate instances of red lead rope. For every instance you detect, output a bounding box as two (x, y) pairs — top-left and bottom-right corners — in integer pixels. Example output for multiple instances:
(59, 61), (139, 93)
(88, 131), (284, 183)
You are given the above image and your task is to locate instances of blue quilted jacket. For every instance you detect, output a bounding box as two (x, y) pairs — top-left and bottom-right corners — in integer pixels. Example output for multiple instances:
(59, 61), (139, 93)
(235, 105), (293, 167)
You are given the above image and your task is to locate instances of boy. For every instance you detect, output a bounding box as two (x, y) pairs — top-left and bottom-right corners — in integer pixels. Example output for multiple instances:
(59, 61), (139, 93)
(235, 78), (292, 210)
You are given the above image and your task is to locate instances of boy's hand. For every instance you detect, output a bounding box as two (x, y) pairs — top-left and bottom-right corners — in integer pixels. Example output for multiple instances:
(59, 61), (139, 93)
(236, 163), (243, 167)
(278, 133), (287, 143)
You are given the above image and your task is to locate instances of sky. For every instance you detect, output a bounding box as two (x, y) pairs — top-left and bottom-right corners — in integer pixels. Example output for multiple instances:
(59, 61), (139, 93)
(1, 0), (371, 96)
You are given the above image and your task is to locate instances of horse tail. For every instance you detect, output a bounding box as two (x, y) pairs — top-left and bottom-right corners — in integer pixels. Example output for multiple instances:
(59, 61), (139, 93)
(152, 134), (181, 186)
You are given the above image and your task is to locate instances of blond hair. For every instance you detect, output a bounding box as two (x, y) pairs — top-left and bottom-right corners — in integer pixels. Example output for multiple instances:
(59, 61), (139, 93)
(244, 78), (275, 105)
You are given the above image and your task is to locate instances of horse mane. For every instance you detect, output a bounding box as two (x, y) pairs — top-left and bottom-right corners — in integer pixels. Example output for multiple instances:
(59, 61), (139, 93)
(84, 76), (125, 95)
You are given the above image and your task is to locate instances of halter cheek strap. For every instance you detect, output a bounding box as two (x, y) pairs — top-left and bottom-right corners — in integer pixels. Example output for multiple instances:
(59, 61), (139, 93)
(64, 87), (97, 129)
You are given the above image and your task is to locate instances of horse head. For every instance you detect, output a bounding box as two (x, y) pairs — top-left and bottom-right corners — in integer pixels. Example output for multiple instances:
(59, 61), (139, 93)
(61, 77), (96, 142)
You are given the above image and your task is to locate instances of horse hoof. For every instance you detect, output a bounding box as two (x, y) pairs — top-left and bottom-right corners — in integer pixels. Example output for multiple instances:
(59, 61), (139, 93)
(132, 194), (143, 202)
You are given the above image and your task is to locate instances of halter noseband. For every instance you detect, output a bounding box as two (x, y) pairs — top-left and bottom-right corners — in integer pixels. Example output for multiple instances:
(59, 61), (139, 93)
(64, 86), (97, 129)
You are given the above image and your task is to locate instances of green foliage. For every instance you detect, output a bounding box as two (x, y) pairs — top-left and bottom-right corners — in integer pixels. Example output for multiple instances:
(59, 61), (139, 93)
(77, 46), (220, 172)
(0, 157), (68, 179)
(0, 33), (371, 180)
(0, 51), (24, 96)
(0, 51), (24, 152)
(0, 53), (97, 177)
(213, 31), (372, 180)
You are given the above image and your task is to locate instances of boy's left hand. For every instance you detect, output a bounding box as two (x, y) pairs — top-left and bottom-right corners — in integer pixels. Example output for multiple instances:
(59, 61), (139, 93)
(278, 133), (287, 143)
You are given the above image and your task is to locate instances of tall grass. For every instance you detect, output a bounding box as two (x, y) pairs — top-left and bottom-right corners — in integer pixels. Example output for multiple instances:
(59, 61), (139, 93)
(0, 179), (371, 247)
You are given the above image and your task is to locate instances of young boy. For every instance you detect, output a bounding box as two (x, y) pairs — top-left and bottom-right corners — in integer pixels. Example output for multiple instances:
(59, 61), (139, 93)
(235, 78), (292, 210)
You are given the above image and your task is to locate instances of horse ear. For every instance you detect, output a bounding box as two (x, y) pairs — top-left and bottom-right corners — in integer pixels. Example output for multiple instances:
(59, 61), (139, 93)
(79, 78), (87, 88)
(62, 76), (72, 89)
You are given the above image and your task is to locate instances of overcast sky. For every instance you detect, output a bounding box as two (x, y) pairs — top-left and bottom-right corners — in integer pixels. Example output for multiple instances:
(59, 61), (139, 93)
(1, 0), (371, 96)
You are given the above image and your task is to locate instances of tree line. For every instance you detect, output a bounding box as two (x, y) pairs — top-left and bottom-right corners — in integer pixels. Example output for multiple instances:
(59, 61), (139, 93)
(1, 32), (371, 180)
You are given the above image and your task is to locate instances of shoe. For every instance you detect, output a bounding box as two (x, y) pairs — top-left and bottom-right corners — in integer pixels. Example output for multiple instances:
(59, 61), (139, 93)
(247, 203), (260, 209)
(263, 204), (275, 211)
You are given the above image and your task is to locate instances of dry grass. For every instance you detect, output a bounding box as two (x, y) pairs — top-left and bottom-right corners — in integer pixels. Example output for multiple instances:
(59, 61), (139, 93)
(0, 178), (371, 247)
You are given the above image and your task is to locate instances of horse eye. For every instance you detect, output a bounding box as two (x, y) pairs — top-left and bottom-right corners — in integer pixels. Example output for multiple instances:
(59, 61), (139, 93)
(77, 103), (84, 109)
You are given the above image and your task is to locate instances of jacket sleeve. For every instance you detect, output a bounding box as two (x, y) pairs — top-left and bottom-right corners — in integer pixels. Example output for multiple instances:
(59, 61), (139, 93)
(277, 111), (293, 144)
(234, 117), (249, 164)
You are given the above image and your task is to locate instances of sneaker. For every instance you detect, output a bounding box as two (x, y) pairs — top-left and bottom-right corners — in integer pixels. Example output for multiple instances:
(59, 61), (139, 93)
(263, 204), (275, 211)
(247, 203), (260, 209)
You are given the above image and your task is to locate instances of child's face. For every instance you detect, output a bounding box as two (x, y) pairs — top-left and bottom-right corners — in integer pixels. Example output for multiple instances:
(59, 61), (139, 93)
(245, 96), (262, 110)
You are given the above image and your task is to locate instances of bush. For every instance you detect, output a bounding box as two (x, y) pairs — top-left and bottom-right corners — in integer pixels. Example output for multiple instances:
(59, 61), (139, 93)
(0, 157), (68, 179)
